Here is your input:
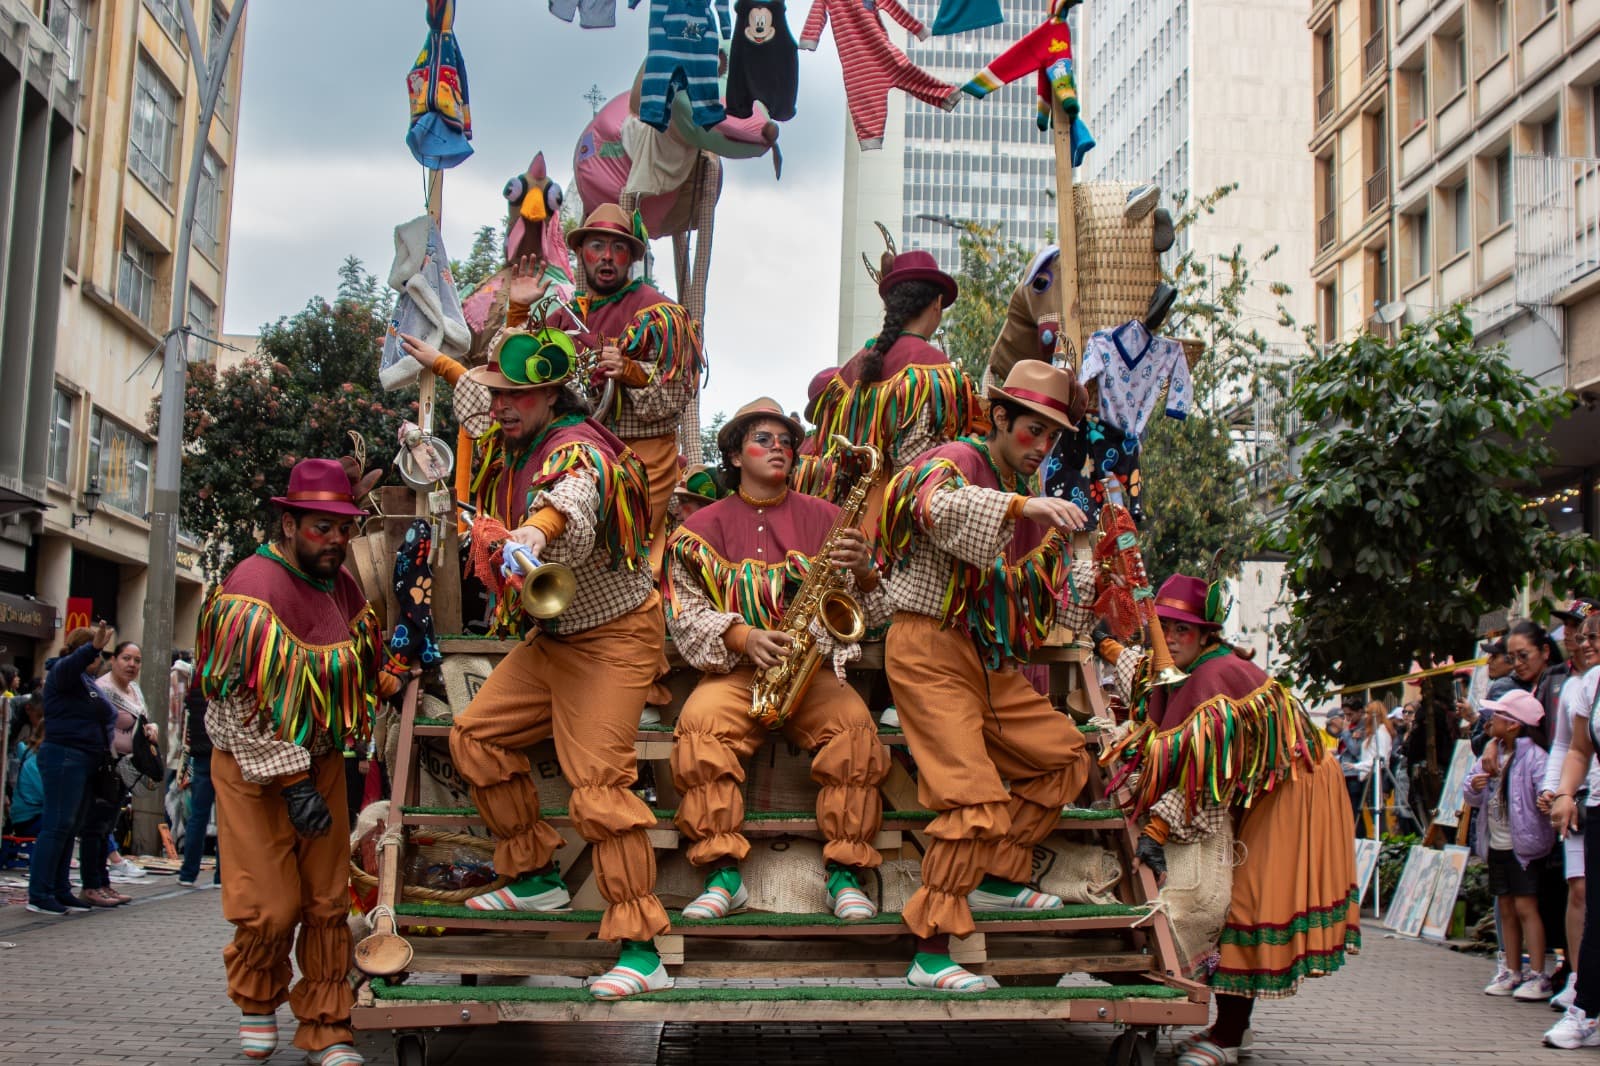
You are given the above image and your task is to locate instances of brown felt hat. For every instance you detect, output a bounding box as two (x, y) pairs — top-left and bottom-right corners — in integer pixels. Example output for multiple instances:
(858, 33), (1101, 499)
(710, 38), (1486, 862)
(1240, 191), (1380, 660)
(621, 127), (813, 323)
(565, 203), (647, 258)
(984, 361), (1083, 430)
(716, 397), (805, 456)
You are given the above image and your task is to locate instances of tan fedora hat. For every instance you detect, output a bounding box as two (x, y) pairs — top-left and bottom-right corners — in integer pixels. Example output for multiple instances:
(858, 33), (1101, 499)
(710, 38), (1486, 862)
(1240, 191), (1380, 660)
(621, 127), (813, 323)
(984, 361), (1084, 430)
(565, 202), (647, 259)
(716, 397), (805, 456)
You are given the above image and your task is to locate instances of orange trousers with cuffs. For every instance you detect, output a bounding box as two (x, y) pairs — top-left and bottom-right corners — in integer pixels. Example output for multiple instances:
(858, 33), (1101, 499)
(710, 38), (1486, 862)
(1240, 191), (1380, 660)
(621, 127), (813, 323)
(449, 594), (671, 943)
(213, 748), (353, 1053)
(672, 665), (890, 870)
(626, 433), (679, 577)
(885, 612), (1091, 939)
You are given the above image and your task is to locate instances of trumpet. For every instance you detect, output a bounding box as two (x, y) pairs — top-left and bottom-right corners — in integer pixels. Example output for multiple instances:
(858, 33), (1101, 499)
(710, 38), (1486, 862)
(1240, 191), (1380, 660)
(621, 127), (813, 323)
(501, 543), (577, 620)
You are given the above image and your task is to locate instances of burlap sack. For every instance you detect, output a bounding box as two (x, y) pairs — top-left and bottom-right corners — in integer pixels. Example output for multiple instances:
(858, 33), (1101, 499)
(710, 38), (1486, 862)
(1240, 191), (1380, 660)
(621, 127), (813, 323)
(741, 837), (830, 912)
(1031, 834), (1122, 905)
(1161, 818), (1236, 975)
(440, 656), (496, 717)
(878, 856), (924, 913)
(413, 737), (574, 813)
(743, 739), (819, 813)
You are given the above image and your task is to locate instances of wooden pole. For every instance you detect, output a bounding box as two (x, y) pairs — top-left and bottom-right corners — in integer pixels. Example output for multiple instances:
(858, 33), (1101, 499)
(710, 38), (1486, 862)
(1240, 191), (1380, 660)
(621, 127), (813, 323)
(1050, 102), (1084, 371)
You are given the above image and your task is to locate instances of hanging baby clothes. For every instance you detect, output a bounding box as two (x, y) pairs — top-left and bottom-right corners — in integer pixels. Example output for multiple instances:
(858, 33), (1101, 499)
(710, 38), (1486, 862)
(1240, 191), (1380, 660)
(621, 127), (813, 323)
(726, 0), (800, 120)
(640, 0), (733, 131)
(799, 0), (959, 150)
(1043, 417), (1149, 524)
(405, 0), (473, 169)
(961, 6), (1095, 165)
(931, 0), (1000, 36)
(549, 0), (622, 29)
(1080, 318), (1192, 437)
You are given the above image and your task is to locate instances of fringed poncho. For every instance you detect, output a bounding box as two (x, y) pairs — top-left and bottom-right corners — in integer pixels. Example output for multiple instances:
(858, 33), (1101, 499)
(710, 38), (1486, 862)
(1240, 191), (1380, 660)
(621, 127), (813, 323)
(879, 437), (1070, 668)
(196, 545), (380, 748)
(1101, 648), (1326, 821)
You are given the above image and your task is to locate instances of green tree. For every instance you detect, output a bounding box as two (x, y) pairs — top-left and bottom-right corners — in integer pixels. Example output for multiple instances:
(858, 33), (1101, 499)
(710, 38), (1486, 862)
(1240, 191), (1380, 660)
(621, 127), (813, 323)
(700, 411), (727, 465)
(939, 222), (1035, 381)
(156, 259), (423, 580)
(1137, 415), (1253, 582)
(451, 224), (502, 293)
(1264, 307), (1600, 690)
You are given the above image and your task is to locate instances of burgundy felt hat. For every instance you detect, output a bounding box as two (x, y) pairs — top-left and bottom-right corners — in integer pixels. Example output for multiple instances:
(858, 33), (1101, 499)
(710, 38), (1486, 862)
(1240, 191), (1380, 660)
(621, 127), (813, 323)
(271, 458), (370, 517)
(804, 365), (839, 421)
(1152, 574), (1220, 629)
(878, 250), (958, 308)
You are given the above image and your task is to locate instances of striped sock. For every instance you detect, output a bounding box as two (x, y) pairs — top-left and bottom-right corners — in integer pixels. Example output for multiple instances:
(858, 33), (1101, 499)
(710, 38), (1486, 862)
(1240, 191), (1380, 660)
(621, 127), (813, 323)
(238, 1014), (277, 1060)
(907, 953), (986, 993)
(310, 1044), (364, 1066)
(589, 946), (672, 1000)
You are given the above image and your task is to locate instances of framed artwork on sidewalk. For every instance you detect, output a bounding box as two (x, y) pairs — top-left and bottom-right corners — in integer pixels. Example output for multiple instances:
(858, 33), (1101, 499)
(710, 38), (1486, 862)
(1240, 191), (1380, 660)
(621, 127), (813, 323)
(1384, 844), (1443, 937)
(1421, 844), (1470, 940)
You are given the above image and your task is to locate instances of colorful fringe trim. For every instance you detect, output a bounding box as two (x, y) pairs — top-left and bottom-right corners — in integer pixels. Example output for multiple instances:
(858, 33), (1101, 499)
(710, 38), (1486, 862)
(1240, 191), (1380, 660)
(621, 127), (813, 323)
(195, 594), (380, 746)
(1099, 677), (1328, 821)
(530, 442), (651, 570)
(663, 530), (814, 629)
(813, 362), (981, 466)
(881, 458), (1067, 668)
(619, 301), (704, 386)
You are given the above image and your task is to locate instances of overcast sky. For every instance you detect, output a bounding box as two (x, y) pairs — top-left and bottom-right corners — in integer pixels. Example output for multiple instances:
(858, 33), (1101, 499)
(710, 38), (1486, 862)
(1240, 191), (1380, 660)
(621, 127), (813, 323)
(223, 0), (854, 424)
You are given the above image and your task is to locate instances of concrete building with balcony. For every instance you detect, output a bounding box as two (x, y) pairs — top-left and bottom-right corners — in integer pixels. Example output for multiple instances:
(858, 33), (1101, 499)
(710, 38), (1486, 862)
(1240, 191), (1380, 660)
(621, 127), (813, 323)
(1310, 0), (1396, 343)
(0, 0), (246, 676)
(1320, 0), (1600, 538)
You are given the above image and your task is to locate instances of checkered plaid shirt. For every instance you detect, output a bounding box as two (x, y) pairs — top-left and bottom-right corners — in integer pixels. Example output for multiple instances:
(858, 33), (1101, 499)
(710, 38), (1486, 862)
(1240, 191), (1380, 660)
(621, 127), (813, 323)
(206, 691), (335, 784)
(612, 356), (695, 441)
(531, 459), (654, 636)
(1149, 789), (1232, 844)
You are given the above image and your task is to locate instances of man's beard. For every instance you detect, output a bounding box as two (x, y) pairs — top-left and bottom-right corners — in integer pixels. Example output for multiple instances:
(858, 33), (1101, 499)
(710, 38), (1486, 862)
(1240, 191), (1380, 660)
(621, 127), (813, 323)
(585, 264), (628, 295)
(295, 537), (347, 579)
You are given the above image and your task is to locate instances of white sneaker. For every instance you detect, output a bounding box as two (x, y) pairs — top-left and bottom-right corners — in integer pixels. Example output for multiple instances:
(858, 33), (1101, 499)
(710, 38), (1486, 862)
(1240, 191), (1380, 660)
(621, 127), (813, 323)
(1485, 966), (1523, 996)
(108, 858), (147, 882)
(638, 706), (662, 727)
(1516, 972), (1556, 1002)
(879, 706), (900, 729)
(967, 883), (1062, 912)
(1546, 1006), (1600, 1048)
(1553, 972), (1579, 1012)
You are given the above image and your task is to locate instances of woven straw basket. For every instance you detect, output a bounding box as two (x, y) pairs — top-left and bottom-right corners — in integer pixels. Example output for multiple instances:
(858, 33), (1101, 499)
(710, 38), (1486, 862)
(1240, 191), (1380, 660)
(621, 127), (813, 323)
(349, 829), (509, 905)
(1074, 182), (1161, 340)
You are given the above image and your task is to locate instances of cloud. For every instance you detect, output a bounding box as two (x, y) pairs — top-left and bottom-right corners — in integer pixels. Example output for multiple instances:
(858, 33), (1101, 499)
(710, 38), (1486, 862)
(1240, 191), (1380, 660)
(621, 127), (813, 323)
(225, 0), (856, 423)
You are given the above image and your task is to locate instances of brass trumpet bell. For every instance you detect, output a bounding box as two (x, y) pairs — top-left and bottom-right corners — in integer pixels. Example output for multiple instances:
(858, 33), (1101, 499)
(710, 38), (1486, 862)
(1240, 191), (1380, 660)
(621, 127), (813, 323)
(520, 559), (577, 619)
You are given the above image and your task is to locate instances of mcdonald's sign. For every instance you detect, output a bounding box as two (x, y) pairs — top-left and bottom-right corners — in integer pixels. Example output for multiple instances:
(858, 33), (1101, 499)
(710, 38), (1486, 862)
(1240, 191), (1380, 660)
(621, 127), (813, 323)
(64, 596), (93, 633)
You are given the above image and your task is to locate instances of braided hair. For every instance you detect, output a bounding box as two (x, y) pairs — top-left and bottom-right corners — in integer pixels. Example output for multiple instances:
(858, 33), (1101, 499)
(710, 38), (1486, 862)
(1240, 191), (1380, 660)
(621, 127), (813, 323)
(862, 280), (942, 385)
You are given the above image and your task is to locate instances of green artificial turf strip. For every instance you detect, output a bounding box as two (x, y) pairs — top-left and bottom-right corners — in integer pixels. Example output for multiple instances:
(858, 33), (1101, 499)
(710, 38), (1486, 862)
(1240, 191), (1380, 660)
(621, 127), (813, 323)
(403, 805), (1119, 823)
(415, 717), (452, 728)
(393, 902), (1149, 926)
(369, 980), (1183, 1004)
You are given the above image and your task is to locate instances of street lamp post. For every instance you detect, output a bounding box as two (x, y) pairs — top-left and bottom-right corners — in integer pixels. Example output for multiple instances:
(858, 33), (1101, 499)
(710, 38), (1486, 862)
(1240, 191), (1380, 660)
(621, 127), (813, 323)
(135, 0), (246, 852)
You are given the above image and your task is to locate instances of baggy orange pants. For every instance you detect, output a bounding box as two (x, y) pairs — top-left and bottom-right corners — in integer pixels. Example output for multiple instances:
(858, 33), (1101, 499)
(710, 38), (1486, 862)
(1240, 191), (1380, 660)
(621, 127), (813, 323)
(885, 612), (1090, 938)
(625, 433), (679, 578)
(449, 594), (670, 943)
(672, 665), (890, 869)
(212, 748), (353, 1053)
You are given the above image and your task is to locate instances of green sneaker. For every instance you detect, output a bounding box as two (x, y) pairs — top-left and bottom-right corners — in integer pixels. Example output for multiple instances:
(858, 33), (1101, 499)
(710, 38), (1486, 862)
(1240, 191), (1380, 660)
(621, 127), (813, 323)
(465, 866), (571, 911)
(827, 866), (877, 920)
(590, 940), (673, 999)
(906, 952), (985, 992)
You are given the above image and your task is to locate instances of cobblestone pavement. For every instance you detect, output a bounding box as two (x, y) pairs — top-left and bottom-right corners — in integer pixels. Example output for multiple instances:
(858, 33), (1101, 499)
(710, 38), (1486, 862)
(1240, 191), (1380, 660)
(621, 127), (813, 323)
(0, 879), (1589, 1065)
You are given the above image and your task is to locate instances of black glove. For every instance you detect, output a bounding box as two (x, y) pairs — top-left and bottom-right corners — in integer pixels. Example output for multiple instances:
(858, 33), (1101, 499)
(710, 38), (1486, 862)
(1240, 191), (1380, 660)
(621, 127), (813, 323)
(1091, 619), (1113, 649)
(282, 778), (332, 838)
(1135, 833), (1167, 878)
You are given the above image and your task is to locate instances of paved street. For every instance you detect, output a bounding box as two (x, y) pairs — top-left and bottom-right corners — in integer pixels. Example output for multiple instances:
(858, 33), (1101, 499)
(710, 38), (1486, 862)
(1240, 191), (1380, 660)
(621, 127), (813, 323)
(0, 876), (1589, 1065)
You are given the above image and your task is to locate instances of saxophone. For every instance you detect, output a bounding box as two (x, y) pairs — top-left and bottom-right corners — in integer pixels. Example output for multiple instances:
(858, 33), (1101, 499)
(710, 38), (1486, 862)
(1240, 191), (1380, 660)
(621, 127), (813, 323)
(749, 436), (882, 729)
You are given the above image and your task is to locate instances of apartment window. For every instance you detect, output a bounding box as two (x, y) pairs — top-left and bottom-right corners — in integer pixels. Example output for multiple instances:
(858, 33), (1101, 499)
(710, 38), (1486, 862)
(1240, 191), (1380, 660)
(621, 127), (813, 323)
(1492, 0), (1508, 57)
(87, 411), (152, 516)
(1494, 150), (1513, 226)
(194, 151), (223, 259)
(1372, 245), (1390, 307)
(1541, 114), (1561, 156)
(1451, 183), (1471, 254)
(186, 286), (215, 342)
(1317, 155), (1337, 249)
(117, 228), (158, 326)
(1441, 33), (1467, 95)
(1404, 66), (1428, 129)
(1412, 209), (1432, 277)
(210, 3), (235, 125)
(129, 53), (179, 199)
(143, 0), (181, 39)
(1316, 29), (1334, 120)
(45, 0), (87, 81)
(1319, 284), (1338, 342)
(47, 387), (73, 485)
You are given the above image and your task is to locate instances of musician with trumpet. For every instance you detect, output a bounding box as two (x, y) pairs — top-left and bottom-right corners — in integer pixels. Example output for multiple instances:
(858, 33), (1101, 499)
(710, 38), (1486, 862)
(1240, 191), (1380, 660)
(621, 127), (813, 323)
(663, 398), (891, 922)
(430, 328), (673, 1001)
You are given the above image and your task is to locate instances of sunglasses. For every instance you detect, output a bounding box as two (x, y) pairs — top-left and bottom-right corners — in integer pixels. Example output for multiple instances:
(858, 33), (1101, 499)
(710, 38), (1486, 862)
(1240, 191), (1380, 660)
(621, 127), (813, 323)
(1512, 649), (1542, 663)
(748, 431), (796, 450)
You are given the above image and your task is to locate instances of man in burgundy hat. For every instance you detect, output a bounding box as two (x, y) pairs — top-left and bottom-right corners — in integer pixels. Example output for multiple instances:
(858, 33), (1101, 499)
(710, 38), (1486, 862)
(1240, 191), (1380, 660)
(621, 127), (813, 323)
(1096, 573), (1356, 1064)
(195, 457), (385, 1066)
(878, 360), (1095, 991)
(662, 397), (890, 924)
(810, 247), (984, 533)
(403, 202), (702, 576)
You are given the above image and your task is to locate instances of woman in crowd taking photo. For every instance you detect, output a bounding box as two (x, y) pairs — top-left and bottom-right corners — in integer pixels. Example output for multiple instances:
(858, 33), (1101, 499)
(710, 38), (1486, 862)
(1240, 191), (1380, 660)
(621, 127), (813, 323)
(90, 641), (155, 899)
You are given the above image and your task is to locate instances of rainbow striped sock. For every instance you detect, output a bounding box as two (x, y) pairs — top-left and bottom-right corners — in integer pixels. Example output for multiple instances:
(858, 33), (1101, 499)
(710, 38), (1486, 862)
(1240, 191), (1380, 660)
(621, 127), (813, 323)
(238, 1014), (277, 1060)
(309, 1044), (365, 1066)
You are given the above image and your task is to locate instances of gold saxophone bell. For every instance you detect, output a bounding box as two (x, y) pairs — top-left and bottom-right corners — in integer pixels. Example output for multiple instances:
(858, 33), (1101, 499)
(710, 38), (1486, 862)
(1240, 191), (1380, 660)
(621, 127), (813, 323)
(505, 544), (577, 619)
(1145, 614), (1189, 688)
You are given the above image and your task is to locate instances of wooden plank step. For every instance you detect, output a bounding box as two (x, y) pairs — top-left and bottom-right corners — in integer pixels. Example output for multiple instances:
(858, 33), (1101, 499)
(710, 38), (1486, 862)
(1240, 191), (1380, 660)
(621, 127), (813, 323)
(394, 932), (1151, 980)
(389, 902), (1160, 938)
(399, 805), (1126, 832)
